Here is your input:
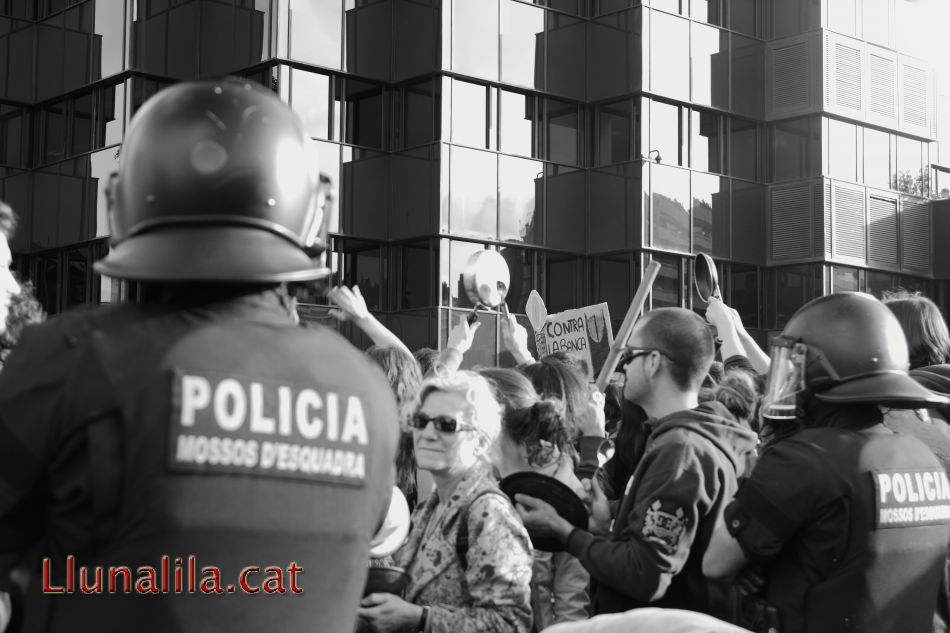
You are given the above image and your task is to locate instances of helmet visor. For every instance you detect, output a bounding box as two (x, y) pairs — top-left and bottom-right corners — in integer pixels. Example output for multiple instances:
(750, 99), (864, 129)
(761, 339), (808, 420)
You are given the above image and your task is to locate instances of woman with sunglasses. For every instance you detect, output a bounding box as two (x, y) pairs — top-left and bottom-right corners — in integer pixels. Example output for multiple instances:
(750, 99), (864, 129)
(358, 371), (534, 633)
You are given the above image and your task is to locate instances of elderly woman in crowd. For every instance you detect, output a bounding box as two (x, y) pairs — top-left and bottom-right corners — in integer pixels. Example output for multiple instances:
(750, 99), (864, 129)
(358, 370), (533, 633)
(484, 367), (590, 631)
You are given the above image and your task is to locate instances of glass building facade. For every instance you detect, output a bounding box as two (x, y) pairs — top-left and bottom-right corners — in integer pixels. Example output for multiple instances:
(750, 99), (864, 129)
(0, 0), (946, 362)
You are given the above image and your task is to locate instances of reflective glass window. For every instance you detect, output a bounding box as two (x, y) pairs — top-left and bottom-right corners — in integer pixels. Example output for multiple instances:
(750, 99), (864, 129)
(449, 146), (497, 239)
(772, 117), (819, 182)
(38, 101), (66, 166)
(291, 70), (331, 140)
(863, 0), (889, 45)
(2, 26), (34, 102)
(453, 0), (499, 81)
(866, 270), (897, 298)
(651, 164), (690, 252)
(770, 0), (818, 39)
(727, 0), (756, 36)
(545, 163), (585, 251)
(495, 245), (535, 314)
(863, 128), (890, 190)
(691, 22), (728, 109)
(691, 110), (722, 173)
(72, 92), (94, 156)
(544, 12), (585, 100)
(66, 247), (90, 308)
(729, 118), (756, 180)
(827, 118), (857, 182)
(313, 140), (341, 234)
(546, 100), (578, 165)
(100, 81), (124, 147)
(36, 15), (64, 101)
(832, 265), (860, 292)
(651, 252), (682, 308)
(400, 241), (434, 309)
(344, 80), (384, 149)
(88, 147), (119, 238)
(651, 0), (682, 15)
(0, 108), (27, 167)
(501, 0), (544, 90)
(691, 172), (729, 256)
(649, 9), (689, 101)
(499, 90), (538, 157)
(404, 80), (437, 148)
(290, 0), (342, 69)
(451, 80), (488, 148)
(770, 265), (817, 328)
(690, 0), (721, 25)
(544, 253), (581, 313)
(499, 155), (543, 244)
(730, 34), (763, 118)
(94, 0), (125, 79)
(731, 180), (765, 263)
(590, 163), (639, 252)
(595, 255), (632, 325)
(597, 99), (633, 166)
(442, 308), (498, 368)
(729, 263), (758, 328)
(896, 135), (925, 196)
(649, 100), (680, 167)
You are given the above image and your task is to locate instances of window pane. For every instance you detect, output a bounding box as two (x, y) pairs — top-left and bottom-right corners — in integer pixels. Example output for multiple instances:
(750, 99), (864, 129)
(597, 99), (633, 165)
(692, 172), (729, 256)
(649, 100), (680, 167)
(833, 265), (860, 292)
(344, 80), (384, 148)
(863, 0), (889, 45)
(729, 263), (758, 328)
(66, 247), (89, 308)
(404, 80), (437, 148)
(691, 110), (722, 173)
(88, 147), (119, 238)
(867, 270), (896, 298)
(451, 80), (487, 148)
(94, 0), (125, 79)
(101, 81), (124, 147)
(400, 242), (433, 309)
(453, 0), (499, 81)
(691, 22), (728, 108)
(72, 92), (94, 156)
(290, 0), (342, 69)
(546, 100), (578, 165)
(291, 69), (331, 140)
(827, 118), (857, 182)
(545, 163), (586, 251)
(449, 146), (498, 238)
(499, 155), (543, 244)
(863, 128), (890, 189)
(730, 117), (756, 180)
(544, 253), (580, 314)
(730, 34), (763, 118)
(651, 252), (682, 308)
(649, 10), (689, 101)
(772, 117), (818, 182)
(544, 12), (586, 100)
(827, 0), (856, 36)
(896, 136), (924, 196)
(727, 0), (756, 37)
(690, 0), (721, 25)
(500, 90), (538, 157)
(651, 164), (690, 252)
(500, 0), (544, 89)
(446, 239), (487, 307)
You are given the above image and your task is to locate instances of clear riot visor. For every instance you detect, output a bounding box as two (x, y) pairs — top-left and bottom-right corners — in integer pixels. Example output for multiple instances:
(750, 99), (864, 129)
(760, 339), (808, 420)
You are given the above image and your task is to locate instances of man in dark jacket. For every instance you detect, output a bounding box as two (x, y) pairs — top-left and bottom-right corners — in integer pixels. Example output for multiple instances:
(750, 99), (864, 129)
(516, 307), (758, 619)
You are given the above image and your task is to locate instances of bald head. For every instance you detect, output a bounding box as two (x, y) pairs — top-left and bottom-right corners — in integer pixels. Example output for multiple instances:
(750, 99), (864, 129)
(634, 307), (715, 391)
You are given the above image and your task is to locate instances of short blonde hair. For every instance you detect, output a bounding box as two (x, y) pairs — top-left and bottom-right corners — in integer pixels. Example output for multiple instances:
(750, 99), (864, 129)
(417, 370), (503, 451)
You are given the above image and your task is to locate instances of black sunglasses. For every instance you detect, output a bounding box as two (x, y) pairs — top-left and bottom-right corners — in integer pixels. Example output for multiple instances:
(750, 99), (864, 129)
(411, 412), (476, 434)
(620, 347), (674, 369)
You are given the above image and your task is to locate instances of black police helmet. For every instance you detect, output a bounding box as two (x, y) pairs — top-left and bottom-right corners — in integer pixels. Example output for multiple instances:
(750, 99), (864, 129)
(95, 78), (331, 283)
(781, 292), (948, 409)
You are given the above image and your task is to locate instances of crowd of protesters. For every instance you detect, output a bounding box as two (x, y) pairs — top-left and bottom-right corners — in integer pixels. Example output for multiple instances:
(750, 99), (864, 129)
(1, 78), (950, 633)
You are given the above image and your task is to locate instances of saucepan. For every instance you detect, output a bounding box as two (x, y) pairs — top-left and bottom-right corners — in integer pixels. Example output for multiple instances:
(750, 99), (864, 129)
(693, 253), (721, 303)
(462, 250), (510, 324)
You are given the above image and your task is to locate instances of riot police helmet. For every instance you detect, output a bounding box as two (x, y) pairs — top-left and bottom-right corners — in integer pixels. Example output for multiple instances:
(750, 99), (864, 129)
(761, 292), (949, 420)
(95, 77), (332, 283)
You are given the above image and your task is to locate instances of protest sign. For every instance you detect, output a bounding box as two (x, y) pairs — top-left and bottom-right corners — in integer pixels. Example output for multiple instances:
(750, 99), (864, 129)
(533, 303), (613, 378)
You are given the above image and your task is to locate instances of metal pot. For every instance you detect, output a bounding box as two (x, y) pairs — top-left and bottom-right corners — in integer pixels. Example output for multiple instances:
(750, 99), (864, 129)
(461, 250), (510, 323)
(693, 253), (720, 303)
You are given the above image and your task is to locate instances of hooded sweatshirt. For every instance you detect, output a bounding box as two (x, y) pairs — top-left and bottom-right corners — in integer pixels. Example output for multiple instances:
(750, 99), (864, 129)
(565, 400), (758, 619)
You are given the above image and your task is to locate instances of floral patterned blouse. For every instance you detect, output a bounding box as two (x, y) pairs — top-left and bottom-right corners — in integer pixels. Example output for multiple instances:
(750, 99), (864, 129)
(396, 462), (534, 633)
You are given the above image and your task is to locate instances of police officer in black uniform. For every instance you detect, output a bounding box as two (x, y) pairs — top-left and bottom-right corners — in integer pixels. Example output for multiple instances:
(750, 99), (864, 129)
(704, 292), (950, 633)
(0, 78), (398, 633)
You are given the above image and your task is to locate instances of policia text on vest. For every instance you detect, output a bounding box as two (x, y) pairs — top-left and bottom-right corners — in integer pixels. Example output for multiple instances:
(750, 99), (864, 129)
(874, 469), (950, 527)
(170, 372), (371, 484)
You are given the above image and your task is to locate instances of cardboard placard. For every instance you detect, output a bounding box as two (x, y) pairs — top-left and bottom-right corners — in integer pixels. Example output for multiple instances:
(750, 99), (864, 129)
(533, 303), (613, 377)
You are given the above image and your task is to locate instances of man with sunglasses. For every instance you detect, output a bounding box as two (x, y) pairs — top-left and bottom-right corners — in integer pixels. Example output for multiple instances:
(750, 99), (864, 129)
(517, 307), (757, 619)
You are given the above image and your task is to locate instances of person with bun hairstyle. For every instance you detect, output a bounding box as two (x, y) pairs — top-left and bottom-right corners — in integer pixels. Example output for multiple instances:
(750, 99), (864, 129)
(484, 367), (590, 631)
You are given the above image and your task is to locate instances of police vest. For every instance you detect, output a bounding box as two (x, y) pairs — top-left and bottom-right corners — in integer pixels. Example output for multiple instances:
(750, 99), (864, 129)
(769, 426), (950, 633)
(2, 302), (398, 633)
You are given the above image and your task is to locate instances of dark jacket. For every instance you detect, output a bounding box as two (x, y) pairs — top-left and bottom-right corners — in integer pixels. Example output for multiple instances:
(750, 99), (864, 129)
(566, 401), (758, 618)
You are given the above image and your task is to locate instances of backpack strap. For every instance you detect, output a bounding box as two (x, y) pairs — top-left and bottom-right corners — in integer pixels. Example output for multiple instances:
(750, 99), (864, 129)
(455, 489), (509, 570)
